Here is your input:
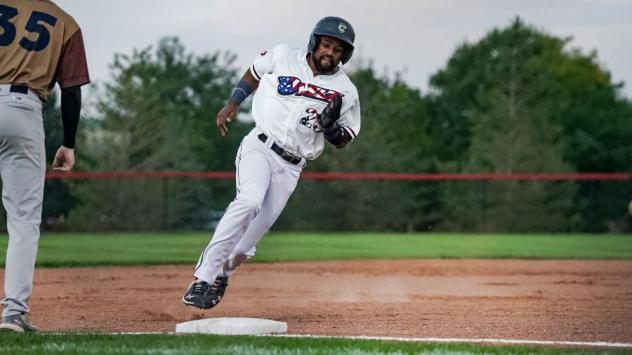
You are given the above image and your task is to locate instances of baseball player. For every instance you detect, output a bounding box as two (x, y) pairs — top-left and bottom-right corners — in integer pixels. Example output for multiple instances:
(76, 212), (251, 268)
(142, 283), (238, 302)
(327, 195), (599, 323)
(0, 0), (89, 331)
(183, 16), (361, 309)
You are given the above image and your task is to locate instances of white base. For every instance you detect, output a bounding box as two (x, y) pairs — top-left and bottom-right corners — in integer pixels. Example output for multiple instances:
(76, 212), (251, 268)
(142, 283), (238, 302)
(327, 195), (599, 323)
(175, 317), (288, 335)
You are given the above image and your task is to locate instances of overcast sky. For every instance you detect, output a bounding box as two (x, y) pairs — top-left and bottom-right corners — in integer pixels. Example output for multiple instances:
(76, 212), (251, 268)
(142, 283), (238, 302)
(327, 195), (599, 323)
(55, 0), (632, 98)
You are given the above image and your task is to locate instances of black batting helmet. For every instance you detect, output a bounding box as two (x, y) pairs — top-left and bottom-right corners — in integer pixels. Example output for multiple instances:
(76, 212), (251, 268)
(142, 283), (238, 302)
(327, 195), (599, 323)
(308, 16), (355, 64)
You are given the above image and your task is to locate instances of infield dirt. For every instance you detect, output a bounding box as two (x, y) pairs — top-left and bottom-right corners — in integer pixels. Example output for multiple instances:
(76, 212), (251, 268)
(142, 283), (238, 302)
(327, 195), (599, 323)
(6, 259), (632, 342)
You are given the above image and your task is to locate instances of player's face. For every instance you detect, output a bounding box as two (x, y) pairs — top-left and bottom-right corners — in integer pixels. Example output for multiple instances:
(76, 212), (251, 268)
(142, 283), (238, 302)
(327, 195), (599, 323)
(313, 36), (344, 73)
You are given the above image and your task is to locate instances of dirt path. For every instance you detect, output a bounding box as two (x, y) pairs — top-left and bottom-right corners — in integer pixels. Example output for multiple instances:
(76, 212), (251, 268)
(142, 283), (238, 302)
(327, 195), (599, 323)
(6, 259), (632, 342)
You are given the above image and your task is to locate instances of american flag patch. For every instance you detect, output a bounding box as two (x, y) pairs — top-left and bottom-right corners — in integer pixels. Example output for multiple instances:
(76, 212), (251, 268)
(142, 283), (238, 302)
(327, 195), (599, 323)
(277, 76), (342, 103)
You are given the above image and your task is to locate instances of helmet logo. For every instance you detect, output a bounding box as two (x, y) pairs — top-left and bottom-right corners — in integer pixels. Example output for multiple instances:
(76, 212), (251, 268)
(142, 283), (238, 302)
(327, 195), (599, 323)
(338, 23), (347, 33)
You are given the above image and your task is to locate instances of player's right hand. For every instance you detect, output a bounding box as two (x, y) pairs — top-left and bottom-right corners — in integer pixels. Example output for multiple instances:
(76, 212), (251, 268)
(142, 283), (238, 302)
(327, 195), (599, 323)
(52, 146), (75, 172)
(217, 102), (238, 136)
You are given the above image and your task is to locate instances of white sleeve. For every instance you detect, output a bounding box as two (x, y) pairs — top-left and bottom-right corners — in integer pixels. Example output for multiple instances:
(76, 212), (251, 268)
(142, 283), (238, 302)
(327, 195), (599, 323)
(337, 90), (361, 141)
(250, 44), (287, 81)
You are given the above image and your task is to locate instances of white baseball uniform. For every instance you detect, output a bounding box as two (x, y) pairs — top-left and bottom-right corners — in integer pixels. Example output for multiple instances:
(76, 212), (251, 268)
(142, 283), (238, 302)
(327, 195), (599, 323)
(193, 44), (361, 284)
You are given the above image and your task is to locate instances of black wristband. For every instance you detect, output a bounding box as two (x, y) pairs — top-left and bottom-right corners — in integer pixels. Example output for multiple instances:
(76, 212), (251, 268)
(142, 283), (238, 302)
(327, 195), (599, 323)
(324, 125), (352, 147)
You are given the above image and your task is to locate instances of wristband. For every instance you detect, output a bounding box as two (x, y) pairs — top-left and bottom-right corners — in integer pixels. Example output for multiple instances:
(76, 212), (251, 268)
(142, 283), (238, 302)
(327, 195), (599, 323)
(229, 80), (254, 104)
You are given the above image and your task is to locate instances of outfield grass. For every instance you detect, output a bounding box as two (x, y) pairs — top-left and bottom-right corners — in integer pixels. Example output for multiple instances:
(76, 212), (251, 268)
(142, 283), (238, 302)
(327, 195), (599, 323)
(0, 333), (628, 355)
(0, 232), (630, 267)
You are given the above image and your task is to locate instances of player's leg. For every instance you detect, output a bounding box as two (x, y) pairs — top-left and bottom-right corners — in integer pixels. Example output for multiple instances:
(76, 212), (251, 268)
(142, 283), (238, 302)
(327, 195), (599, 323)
(220, 157), (303, 276)
(184, 133), (273, 309)
(0, 97), (45, 330)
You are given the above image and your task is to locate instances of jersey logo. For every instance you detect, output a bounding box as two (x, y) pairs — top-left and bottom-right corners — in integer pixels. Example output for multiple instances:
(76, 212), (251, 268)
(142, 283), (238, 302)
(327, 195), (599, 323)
(277, 76), (343, 103)
(298, 108), (319, 130)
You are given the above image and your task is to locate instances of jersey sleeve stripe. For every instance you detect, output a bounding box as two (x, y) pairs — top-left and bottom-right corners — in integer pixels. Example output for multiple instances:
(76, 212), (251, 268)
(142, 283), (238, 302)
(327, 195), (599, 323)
(250, 65), (261, 81)
(344, 126), (357, 139)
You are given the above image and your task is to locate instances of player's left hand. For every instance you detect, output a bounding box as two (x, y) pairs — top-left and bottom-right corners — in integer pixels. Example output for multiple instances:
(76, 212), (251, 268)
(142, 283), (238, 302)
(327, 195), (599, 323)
(317, 95), (343, 131)
(52, 146), (75, 172)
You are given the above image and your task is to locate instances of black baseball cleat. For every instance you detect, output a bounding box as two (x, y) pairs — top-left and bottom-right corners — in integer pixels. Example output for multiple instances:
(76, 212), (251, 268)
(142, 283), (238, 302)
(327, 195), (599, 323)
(182, 277), (229, 309)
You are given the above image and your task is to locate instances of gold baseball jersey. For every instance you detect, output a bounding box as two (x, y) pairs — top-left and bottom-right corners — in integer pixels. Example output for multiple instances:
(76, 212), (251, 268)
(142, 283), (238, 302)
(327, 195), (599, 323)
(0, 0), (89, 99)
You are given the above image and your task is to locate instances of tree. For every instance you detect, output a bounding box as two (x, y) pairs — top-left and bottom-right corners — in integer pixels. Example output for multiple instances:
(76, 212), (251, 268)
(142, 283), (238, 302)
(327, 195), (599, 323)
(66, 37), (250, 231)
(453, 88), (575, 232)
(428, 18), (632, 232)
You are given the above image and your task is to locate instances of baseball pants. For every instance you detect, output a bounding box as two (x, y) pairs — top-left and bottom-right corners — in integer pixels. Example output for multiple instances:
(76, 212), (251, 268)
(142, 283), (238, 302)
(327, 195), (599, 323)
(0, 85), (45, 317)
(194, 128), (304, 284)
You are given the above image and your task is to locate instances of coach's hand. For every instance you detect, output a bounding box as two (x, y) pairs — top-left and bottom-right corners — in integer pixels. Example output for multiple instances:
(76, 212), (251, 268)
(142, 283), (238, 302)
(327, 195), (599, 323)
(217, 102), (238, 136)
(52, 146), (75, 172)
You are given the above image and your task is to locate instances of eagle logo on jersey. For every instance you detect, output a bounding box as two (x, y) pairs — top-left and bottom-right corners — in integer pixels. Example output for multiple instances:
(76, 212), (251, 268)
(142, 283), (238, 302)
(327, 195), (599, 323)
(277, 76), (343, 103)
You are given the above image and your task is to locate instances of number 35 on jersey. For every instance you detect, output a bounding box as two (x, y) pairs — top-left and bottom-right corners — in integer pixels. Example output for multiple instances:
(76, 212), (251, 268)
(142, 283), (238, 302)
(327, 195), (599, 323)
(0, 4), (57, 52)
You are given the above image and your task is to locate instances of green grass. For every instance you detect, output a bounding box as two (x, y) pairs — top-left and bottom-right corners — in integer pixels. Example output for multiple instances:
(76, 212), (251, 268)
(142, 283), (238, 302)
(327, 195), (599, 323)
(0, 333), (627, 355)
(255, 233), (632, 261)
(0, 232), (631, 267)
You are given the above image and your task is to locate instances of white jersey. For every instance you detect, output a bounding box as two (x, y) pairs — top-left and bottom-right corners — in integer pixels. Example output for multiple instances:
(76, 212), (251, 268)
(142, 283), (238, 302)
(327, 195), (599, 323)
(249, 44), (361, 160)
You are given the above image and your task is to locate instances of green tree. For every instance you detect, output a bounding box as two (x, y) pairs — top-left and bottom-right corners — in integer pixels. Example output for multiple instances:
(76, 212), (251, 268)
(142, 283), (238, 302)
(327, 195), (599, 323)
(448, 87), (575, 232)
(67, 37), (250, 231)
(428, 18), (632, 232)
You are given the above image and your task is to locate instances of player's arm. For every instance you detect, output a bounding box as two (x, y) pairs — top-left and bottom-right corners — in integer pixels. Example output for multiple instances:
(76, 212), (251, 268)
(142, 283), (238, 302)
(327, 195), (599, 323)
(52, 85), (82, 172)
(52, 25), (90, 172)
(216, 70), (259, 136)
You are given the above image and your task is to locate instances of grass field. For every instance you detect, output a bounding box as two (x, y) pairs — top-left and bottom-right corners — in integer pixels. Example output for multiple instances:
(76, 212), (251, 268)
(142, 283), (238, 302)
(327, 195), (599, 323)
(0, 333), (629, 355)
(1, 232), (631, 354)
(0, 232), (630, 267)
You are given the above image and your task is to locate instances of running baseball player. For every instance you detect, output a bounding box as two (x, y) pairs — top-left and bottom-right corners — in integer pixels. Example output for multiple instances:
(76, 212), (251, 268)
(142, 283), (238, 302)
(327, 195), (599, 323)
(0, 0), (89, 331)
(183, 16), (361, 309)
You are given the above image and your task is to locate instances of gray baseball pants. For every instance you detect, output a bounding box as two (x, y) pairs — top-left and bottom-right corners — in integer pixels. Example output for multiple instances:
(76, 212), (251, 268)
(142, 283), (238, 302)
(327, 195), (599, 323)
(0, 85), (45, 317)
